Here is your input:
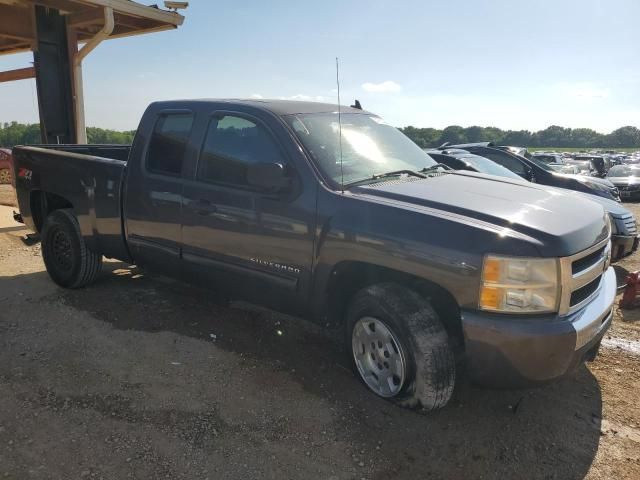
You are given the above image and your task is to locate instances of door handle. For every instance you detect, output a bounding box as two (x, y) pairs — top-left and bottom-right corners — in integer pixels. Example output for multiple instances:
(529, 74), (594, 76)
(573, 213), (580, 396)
(188, 199), (218, 215)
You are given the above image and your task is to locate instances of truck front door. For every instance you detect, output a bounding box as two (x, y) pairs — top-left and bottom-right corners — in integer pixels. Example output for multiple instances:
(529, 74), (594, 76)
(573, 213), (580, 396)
(180, 111), (316, 314)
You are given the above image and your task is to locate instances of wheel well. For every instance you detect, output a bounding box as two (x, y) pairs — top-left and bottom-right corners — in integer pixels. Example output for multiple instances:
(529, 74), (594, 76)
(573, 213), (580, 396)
(326, 261), (463, 346)
(30, 191), (73, 233)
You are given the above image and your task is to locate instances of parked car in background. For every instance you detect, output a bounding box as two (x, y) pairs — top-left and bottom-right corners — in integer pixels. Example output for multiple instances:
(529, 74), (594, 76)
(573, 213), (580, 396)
(12, 99), (617, 411)
(550, 163), (581, 175)
(426, 149), (521, 179)
(499, 145), (529, 157)
(564, 159), (592, 175)
(531, 152), (568, 173)
(607, 165), (640, 201)
(428, 148), (638, 261)
(438, 143), (621, 202)
(531, 152), (565, 166)
(574, 155), (610, 178)
(0, 148), (13, 184)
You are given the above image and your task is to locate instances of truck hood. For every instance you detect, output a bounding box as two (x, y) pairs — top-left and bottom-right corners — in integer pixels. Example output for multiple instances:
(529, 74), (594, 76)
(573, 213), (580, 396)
(567, 190), (630, 217)
(556, 173), (611, 186)
(553, 172), (617, 192)
(574, 175), (615, 188)
(354, 171), (609, 257)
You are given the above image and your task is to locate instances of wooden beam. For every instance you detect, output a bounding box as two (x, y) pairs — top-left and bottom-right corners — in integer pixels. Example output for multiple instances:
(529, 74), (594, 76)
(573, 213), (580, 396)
(0, 66), (35, 83)
(74, 21), (176, 43)
(30, 0), (85, 14)
(0, 35), (31, 55)
(78, 0), (184, 26)
(0, 4), (35, 41)
(70, 10), (150, 30)
(67, 6), (102, 26)
(107, 23), (175, 40)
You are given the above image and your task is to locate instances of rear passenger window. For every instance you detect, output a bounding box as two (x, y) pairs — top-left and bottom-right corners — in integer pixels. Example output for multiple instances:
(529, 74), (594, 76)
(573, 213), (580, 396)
(146, 113), (194, 176)
(197, 115), (283, 187)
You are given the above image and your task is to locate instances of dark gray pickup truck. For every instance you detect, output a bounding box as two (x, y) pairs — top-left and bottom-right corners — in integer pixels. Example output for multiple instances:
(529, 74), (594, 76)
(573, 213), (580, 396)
(13, 99), (617, 411)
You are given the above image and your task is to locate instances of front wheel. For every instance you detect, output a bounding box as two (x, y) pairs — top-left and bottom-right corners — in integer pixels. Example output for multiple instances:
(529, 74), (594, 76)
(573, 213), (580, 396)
(346, 283), (455, 411)
(41, 209), (102, 288)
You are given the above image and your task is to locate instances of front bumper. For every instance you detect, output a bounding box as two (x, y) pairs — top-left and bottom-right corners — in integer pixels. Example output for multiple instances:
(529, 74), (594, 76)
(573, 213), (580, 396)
(618, 189), (640, 201)
(461, 267), (616, 387)
(611, 233), (639, 261)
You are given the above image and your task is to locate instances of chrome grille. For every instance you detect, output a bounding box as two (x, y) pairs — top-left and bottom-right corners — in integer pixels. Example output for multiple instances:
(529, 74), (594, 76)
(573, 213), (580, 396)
(620, 213), (637, 235)
(558, 237), (611, 315)
(570, 277), (601, 306)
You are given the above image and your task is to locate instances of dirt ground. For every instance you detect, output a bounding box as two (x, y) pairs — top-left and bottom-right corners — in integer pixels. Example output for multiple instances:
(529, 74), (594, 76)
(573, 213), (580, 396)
(0, 184), (16, 208)
(0, 195), (639, 480)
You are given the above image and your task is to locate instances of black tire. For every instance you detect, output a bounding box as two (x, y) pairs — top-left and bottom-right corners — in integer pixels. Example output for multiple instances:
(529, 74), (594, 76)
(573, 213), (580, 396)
(346, 283), (455, 411)
(41, 208), (102, 288)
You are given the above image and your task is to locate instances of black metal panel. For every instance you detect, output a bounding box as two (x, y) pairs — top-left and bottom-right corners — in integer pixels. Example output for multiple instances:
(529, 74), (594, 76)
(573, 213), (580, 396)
(33, 5), (76, 144)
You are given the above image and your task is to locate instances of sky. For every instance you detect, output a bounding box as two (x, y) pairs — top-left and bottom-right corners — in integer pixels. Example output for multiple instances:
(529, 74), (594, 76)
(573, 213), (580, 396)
(1, 0), (639, 132)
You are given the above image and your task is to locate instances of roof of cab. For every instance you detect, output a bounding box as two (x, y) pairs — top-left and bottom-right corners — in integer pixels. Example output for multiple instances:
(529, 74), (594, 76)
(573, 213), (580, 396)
(151, 98), (371, 116)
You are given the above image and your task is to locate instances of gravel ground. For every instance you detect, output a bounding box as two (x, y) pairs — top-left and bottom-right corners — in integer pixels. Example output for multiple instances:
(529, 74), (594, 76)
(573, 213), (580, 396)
(0, 199), (639, 480)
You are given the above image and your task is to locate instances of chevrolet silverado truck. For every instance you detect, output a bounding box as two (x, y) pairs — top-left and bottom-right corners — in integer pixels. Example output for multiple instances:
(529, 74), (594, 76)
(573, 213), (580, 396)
(12, 100), (616, 411)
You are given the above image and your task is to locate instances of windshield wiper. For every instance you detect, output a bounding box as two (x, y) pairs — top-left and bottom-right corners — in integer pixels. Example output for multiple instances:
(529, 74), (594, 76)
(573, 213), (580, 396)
(344, 170), (427, 188)
(419, 163), (453, 173)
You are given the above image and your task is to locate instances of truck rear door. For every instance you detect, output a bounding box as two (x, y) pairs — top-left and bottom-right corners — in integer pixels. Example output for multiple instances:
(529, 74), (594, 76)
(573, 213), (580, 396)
(180, 110), (315, 314)
(124, 110), (195, 270)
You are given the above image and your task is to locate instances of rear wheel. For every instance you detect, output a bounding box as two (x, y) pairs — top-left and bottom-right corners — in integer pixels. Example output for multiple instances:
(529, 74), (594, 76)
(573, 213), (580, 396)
(0, 168), (11, 184)
(346, 283), (455, 411)
(41, 209), (102, 288)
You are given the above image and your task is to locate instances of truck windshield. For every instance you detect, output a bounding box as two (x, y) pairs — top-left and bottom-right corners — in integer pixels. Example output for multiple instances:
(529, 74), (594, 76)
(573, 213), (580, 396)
(284, 113), (436, 187)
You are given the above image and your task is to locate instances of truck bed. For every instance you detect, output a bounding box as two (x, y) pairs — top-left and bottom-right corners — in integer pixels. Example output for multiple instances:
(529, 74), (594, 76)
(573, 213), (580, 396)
(31, 144), (131, 162)
(12, 144), (131, 261)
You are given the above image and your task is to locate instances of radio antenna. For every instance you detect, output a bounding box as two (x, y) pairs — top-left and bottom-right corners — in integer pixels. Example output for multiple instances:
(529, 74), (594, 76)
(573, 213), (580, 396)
(336, 57), (344, 193)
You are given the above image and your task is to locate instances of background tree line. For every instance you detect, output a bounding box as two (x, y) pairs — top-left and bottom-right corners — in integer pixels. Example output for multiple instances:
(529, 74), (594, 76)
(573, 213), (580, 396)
(400, 125), (640, 149)
(0, 122), (136, 147)
(2, 121), (640, 150)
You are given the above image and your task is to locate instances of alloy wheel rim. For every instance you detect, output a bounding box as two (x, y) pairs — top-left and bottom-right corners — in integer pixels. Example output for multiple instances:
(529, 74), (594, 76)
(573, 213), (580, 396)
(351, 316), (406, 398)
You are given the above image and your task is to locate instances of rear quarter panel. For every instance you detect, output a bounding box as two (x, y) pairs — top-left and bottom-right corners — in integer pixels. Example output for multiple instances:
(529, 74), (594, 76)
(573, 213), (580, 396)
(13, 146), (129, 260)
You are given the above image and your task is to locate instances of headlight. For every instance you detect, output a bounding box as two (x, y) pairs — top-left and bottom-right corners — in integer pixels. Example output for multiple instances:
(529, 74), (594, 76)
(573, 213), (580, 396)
(607, 214), (616, 235)
(479, 256), (560, 313)
(604, 241), (612, 270)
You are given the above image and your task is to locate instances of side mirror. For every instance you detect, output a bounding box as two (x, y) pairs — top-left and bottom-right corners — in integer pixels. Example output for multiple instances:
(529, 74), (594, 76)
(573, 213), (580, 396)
(247, 162), (291, 192)
(525, 167), (534, 182)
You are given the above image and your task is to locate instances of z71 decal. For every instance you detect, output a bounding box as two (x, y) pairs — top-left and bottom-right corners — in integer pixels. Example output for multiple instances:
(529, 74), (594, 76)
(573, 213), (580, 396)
(17, 168), (32, 181)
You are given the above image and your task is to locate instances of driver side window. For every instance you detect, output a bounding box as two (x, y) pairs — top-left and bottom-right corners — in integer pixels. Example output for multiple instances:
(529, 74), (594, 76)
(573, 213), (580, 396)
(197, 114), (284, 187)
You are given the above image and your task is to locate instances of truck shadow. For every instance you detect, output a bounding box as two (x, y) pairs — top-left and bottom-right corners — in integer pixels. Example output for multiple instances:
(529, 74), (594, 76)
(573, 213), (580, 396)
(40, 261), (604, 479)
